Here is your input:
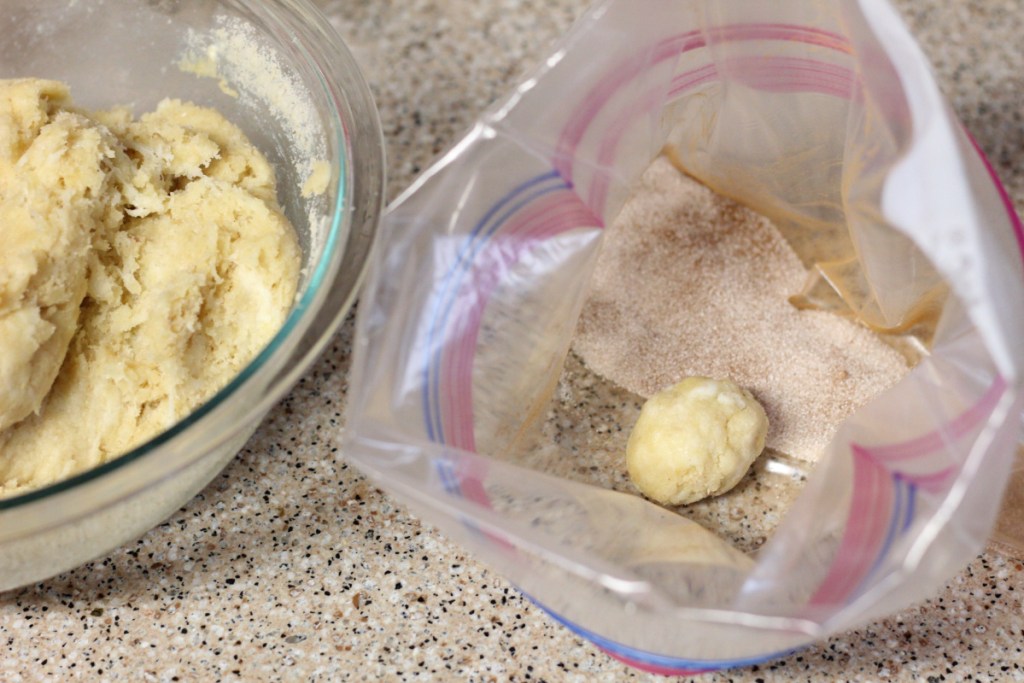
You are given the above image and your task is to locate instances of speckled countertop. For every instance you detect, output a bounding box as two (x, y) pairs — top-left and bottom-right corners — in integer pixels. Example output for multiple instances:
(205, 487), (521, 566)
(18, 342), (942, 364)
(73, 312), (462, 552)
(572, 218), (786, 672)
(3, 1), (1024, 680)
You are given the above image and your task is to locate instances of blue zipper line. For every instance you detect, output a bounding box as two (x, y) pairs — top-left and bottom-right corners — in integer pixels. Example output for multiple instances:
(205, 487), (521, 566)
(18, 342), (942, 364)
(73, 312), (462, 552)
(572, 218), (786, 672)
(521, 589), (797, 672)
(421, 170), (562, 443)
(421, 170), (567, 445)
(867, 474), (905, 582)
(853, 472), (917, 601)
(902, 482), (917, 531)
(436, 458), (455, 494)
(435, 455), (492, 542)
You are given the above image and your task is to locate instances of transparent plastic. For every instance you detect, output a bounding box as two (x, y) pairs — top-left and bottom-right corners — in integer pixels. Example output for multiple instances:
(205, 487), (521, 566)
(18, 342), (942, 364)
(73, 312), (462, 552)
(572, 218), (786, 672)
(0, 0), (385, 591)
(345, 0), (1023, 673)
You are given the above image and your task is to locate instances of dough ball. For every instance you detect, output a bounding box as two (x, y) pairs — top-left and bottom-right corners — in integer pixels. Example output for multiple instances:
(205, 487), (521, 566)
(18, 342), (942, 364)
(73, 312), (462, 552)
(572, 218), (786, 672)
(626, 376), (768, 506)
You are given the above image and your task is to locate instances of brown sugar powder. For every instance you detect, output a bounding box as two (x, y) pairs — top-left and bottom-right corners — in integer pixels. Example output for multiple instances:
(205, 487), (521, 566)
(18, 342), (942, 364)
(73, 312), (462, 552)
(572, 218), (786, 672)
(572, 156), (910, 462)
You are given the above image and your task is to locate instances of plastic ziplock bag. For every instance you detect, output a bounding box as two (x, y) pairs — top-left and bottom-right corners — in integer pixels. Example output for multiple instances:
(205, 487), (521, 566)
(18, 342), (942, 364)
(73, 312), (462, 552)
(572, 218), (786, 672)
(344, 0), (1024, 673)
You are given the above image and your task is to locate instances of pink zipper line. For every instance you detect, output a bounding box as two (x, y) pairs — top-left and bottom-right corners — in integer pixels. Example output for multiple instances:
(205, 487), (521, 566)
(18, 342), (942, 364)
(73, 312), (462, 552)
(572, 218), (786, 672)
(440, 191), (601, 453)
(855, 375), (1008, 463)
(809, 445), (895, 606)
(965, 131), (1024, 273)
(602, 649), (709, 677)
(810, 374), (1006, 606)
(554, 23), (853, 186)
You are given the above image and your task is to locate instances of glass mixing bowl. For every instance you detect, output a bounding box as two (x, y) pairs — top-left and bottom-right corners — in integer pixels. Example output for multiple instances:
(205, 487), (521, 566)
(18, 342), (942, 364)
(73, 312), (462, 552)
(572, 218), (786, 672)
(0, 0), (384, 591)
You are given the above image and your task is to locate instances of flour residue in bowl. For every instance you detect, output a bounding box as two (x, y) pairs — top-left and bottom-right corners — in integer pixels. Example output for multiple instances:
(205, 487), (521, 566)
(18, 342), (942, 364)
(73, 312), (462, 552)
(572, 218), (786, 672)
(178, 18), (324, 167)
(178, 17), (334, 255)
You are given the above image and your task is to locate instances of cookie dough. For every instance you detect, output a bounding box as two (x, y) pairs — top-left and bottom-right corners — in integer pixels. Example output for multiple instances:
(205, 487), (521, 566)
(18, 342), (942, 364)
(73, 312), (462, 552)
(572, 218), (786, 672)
(626, 376), (768, 506)
(0, 79), (300, 497)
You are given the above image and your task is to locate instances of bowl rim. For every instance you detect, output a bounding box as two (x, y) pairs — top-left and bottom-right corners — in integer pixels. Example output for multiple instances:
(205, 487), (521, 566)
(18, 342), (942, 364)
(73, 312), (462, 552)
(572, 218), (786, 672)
(0, 0), (384, 512)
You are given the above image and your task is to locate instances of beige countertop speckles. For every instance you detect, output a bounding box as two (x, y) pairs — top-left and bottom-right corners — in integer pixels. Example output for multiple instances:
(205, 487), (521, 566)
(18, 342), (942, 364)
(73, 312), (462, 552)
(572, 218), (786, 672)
(3, 0), (1024, 680)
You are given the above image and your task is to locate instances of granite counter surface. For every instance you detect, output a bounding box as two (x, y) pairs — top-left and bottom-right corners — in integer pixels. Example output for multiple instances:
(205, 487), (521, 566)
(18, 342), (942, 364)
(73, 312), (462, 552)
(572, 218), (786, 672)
(3, 0), (1024, 680)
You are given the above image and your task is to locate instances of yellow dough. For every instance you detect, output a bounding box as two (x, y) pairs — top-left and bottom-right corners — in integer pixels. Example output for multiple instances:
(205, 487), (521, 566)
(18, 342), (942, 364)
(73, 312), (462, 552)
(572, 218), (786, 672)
(626, 377), (768, 506)
(0, 79), (300, 497)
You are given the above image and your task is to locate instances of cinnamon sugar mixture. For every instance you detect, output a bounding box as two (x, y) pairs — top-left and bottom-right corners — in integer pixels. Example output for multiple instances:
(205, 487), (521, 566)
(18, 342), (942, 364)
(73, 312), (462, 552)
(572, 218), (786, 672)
(572, 157), (909, 462)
